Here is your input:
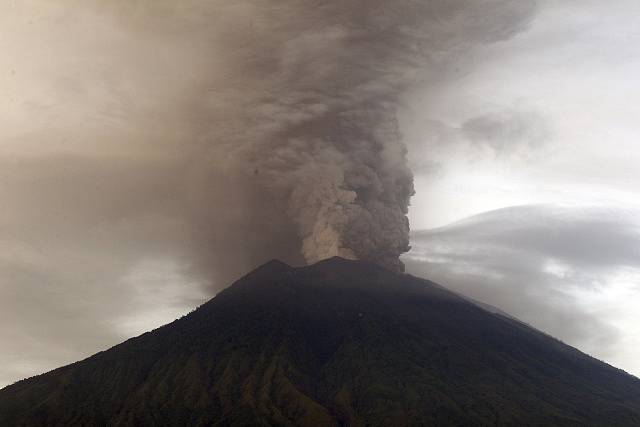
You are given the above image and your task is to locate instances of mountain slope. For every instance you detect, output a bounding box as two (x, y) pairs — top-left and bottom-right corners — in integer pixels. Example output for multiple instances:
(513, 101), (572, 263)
(2, 257), (640, 426)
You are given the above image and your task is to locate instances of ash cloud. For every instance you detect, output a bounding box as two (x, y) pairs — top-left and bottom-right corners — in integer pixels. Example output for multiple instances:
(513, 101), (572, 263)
(0, 0), (536, 386)
(174, 0), (538, 276)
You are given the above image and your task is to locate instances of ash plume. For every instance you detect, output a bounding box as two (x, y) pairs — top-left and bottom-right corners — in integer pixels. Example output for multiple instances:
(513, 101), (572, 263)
(1, 0), (538, 291)
(183, 0), (537, 276)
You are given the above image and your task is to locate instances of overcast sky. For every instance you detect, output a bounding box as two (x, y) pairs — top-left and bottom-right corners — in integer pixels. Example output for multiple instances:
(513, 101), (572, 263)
(2, 0), (640, 388)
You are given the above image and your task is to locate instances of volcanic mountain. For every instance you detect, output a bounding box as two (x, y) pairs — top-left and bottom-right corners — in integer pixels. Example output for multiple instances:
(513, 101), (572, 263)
(2, 257), (640, 426)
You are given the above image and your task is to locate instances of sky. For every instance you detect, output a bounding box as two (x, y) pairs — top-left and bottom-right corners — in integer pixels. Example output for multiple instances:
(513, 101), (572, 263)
(402, 0), (640, 376)
(2, 0), (640, 387)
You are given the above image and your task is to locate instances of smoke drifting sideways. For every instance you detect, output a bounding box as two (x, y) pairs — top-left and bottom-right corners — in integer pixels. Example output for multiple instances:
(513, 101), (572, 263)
(3, 0), (537, 290)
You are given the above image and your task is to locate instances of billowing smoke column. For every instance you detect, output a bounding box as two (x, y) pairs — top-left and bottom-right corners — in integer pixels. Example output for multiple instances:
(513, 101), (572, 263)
(286, 105), (413, 271)
(193, 0), (535, 275)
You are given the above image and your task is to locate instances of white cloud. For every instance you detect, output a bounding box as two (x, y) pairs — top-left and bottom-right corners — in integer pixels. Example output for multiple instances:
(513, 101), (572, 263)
(405, 205), (640, 377)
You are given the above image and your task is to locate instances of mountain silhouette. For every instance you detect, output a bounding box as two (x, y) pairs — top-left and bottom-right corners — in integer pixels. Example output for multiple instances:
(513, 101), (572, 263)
(2, 257), (640, 426)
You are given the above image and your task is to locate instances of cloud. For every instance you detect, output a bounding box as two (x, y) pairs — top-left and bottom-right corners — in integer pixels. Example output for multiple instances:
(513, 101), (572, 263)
(406, 107), (553, 176)
(404, 204), (640, 371)
(461, 108), (552, 156)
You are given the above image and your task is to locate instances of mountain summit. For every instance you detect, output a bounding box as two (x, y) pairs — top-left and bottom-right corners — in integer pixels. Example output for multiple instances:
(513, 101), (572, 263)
(2, 257), (640, 426)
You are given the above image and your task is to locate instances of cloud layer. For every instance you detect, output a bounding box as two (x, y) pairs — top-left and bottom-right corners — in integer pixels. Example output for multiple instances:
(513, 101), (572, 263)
(404, 204), (640, 374)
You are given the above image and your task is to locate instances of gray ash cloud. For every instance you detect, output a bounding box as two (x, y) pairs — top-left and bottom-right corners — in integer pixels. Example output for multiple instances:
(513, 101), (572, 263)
(181, 0), (537, 274)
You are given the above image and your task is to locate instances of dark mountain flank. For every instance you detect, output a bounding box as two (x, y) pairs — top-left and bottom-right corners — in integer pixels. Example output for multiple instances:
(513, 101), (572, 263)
(2, 257), (640, 426)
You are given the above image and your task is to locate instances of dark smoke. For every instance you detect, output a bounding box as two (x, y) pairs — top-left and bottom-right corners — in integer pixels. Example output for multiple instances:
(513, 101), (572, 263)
(178, 0), (538, 277)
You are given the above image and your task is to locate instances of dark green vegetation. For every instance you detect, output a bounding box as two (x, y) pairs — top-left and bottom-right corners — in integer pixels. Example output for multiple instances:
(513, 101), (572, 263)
(2, 257), (640, 426)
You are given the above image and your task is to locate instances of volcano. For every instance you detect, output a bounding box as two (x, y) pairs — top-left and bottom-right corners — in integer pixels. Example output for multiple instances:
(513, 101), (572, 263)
(2, 257), (640, 426)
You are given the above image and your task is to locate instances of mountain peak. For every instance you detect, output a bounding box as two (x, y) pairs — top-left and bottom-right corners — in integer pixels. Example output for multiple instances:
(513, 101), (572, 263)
(260, 258), (291, 269)
(251, 258), (292, 276)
